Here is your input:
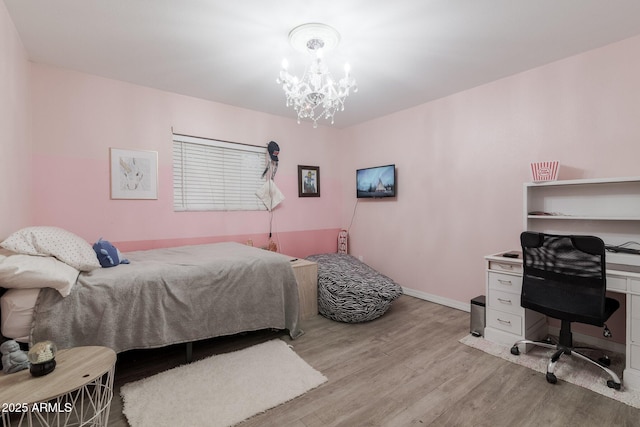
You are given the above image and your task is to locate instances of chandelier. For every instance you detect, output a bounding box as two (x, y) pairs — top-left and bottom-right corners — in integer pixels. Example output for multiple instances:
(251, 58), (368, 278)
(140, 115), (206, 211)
(277, 23), (357, 128)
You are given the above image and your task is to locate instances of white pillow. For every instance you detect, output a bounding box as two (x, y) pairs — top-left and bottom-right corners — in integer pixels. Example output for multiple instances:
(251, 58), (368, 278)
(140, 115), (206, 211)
(0, 253), (80, 297)
(1, 287), (40, 341)
(0, 226), (100, 271)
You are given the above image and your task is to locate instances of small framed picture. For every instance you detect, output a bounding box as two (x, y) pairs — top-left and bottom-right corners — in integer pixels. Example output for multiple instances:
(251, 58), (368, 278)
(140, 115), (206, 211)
(298, 165), (320, 197)
(110, 148), (158, 199)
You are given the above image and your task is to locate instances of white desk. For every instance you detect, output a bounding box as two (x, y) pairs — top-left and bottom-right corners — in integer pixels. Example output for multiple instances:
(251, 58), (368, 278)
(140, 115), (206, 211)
(484, 251), (640, 392)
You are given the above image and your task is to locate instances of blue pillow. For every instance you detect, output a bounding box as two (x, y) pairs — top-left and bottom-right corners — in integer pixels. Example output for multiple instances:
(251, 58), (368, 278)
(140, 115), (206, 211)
(92, 238), (129, 268)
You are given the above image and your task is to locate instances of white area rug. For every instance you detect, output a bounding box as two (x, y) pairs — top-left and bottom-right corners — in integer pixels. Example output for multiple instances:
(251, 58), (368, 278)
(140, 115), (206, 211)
(121, 339), (327, 427)
(459, 334), (640, 409)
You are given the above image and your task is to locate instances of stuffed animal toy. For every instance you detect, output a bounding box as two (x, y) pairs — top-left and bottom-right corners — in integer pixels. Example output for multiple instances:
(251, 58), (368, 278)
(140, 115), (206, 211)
(92, 238), (130, 268)
(0, 340), (30, 374)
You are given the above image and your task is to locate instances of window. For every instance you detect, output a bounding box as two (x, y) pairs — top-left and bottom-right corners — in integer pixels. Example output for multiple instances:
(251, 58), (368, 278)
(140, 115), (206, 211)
(173, 134), (267, 211)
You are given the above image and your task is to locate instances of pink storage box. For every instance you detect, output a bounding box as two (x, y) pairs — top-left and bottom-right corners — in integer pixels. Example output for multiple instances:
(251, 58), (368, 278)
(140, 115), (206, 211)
(530, 161), (559, 182)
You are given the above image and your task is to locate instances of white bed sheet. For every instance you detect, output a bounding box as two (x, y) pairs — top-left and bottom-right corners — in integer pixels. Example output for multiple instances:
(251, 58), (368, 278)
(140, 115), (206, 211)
(1, 288), (39, 342)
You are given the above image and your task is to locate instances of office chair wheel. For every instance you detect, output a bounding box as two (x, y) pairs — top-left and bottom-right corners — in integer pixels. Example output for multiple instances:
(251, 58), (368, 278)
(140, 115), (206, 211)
(510, 345), (520, 356)
(597, 356), (611, 367)
(546, 372), (557, 384)
(607, 380), (621, 390)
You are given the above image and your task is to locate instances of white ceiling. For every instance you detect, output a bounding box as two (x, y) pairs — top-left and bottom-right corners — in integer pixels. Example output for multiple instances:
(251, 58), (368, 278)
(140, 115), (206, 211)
(6, 0), (640, 128)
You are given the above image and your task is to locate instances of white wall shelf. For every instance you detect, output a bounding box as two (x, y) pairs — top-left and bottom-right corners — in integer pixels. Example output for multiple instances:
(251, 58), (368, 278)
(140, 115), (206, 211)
(524, 176), (640, 266)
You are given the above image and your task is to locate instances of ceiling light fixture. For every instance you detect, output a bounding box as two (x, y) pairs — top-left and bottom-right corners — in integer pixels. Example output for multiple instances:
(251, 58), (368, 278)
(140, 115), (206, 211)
(277, 23), (357, 128)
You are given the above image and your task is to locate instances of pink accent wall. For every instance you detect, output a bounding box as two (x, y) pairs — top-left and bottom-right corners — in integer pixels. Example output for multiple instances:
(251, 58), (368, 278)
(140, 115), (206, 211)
(340, 35), (640, 343)
(28, 65), (345, 257)
(112, 228), (340, 259)
(0, 1), (30, 237)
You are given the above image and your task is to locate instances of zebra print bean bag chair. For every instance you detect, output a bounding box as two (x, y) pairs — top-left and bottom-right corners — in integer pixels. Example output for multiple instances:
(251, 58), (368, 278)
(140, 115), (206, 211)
(306, 253), (403, 323)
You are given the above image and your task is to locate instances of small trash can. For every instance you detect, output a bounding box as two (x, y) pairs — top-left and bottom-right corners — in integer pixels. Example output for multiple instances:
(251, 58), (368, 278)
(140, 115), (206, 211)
(470, 295), (486, 337)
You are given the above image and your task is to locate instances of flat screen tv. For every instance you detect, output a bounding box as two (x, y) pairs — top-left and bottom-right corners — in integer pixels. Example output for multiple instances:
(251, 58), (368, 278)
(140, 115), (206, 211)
(356, 164), (396, 198)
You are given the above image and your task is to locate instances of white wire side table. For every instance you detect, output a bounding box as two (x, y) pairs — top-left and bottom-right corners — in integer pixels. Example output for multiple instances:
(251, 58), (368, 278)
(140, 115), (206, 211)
(1, 346), (116, 427)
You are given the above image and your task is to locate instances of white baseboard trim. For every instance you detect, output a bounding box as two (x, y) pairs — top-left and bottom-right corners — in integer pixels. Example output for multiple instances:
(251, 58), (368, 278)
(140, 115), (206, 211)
(547, 325), (626, 355)
(402, 287), (469, 312)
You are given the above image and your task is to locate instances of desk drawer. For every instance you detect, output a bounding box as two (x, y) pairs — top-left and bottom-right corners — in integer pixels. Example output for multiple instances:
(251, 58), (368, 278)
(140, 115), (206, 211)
(488, 272), (523, 294)
(631, 344), (640, 370)
(487, 310), (522, 336)
(488, 289), (522, 316)
(489, 261), (523, 274)
(607, 275), (627, 293)
(632, 295), (640, 344)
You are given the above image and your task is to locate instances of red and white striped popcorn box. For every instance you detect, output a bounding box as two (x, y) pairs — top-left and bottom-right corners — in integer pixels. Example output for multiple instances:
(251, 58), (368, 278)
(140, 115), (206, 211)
(530, 161), (559, 182)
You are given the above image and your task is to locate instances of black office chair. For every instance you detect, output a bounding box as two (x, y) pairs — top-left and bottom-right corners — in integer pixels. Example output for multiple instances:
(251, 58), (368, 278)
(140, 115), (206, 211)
(510, 232), (622, 390)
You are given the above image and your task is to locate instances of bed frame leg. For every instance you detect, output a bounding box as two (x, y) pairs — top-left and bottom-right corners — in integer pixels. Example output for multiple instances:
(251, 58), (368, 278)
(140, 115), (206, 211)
(185, 342), (193, 363)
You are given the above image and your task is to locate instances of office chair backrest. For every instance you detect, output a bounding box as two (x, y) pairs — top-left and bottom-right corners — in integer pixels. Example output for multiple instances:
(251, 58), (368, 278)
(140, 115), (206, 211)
(520, 232), (607, 325)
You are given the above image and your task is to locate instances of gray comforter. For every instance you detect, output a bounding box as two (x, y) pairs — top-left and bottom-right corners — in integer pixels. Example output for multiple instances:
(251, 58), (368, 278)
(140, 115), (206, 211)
(31, 242), (301, 353)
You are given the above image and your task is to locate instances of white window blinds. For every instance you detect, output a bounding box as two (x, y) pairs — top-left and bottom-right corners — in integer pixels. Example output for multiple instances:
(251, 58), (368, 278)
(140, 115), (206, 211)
(173, 134), (267, 211)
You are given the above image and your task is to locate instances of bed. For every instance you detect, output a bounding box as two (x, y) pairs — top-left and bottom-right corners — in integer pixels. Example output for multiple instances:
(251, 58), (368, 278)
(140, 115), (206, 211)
(0, 227), (301, 353)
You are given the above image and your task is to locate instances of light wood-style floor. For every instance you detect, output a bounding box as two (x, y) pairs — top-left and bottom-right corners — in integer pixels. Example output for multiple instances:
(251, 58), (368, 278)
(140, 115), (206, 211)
(108, 295), (640, 426)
